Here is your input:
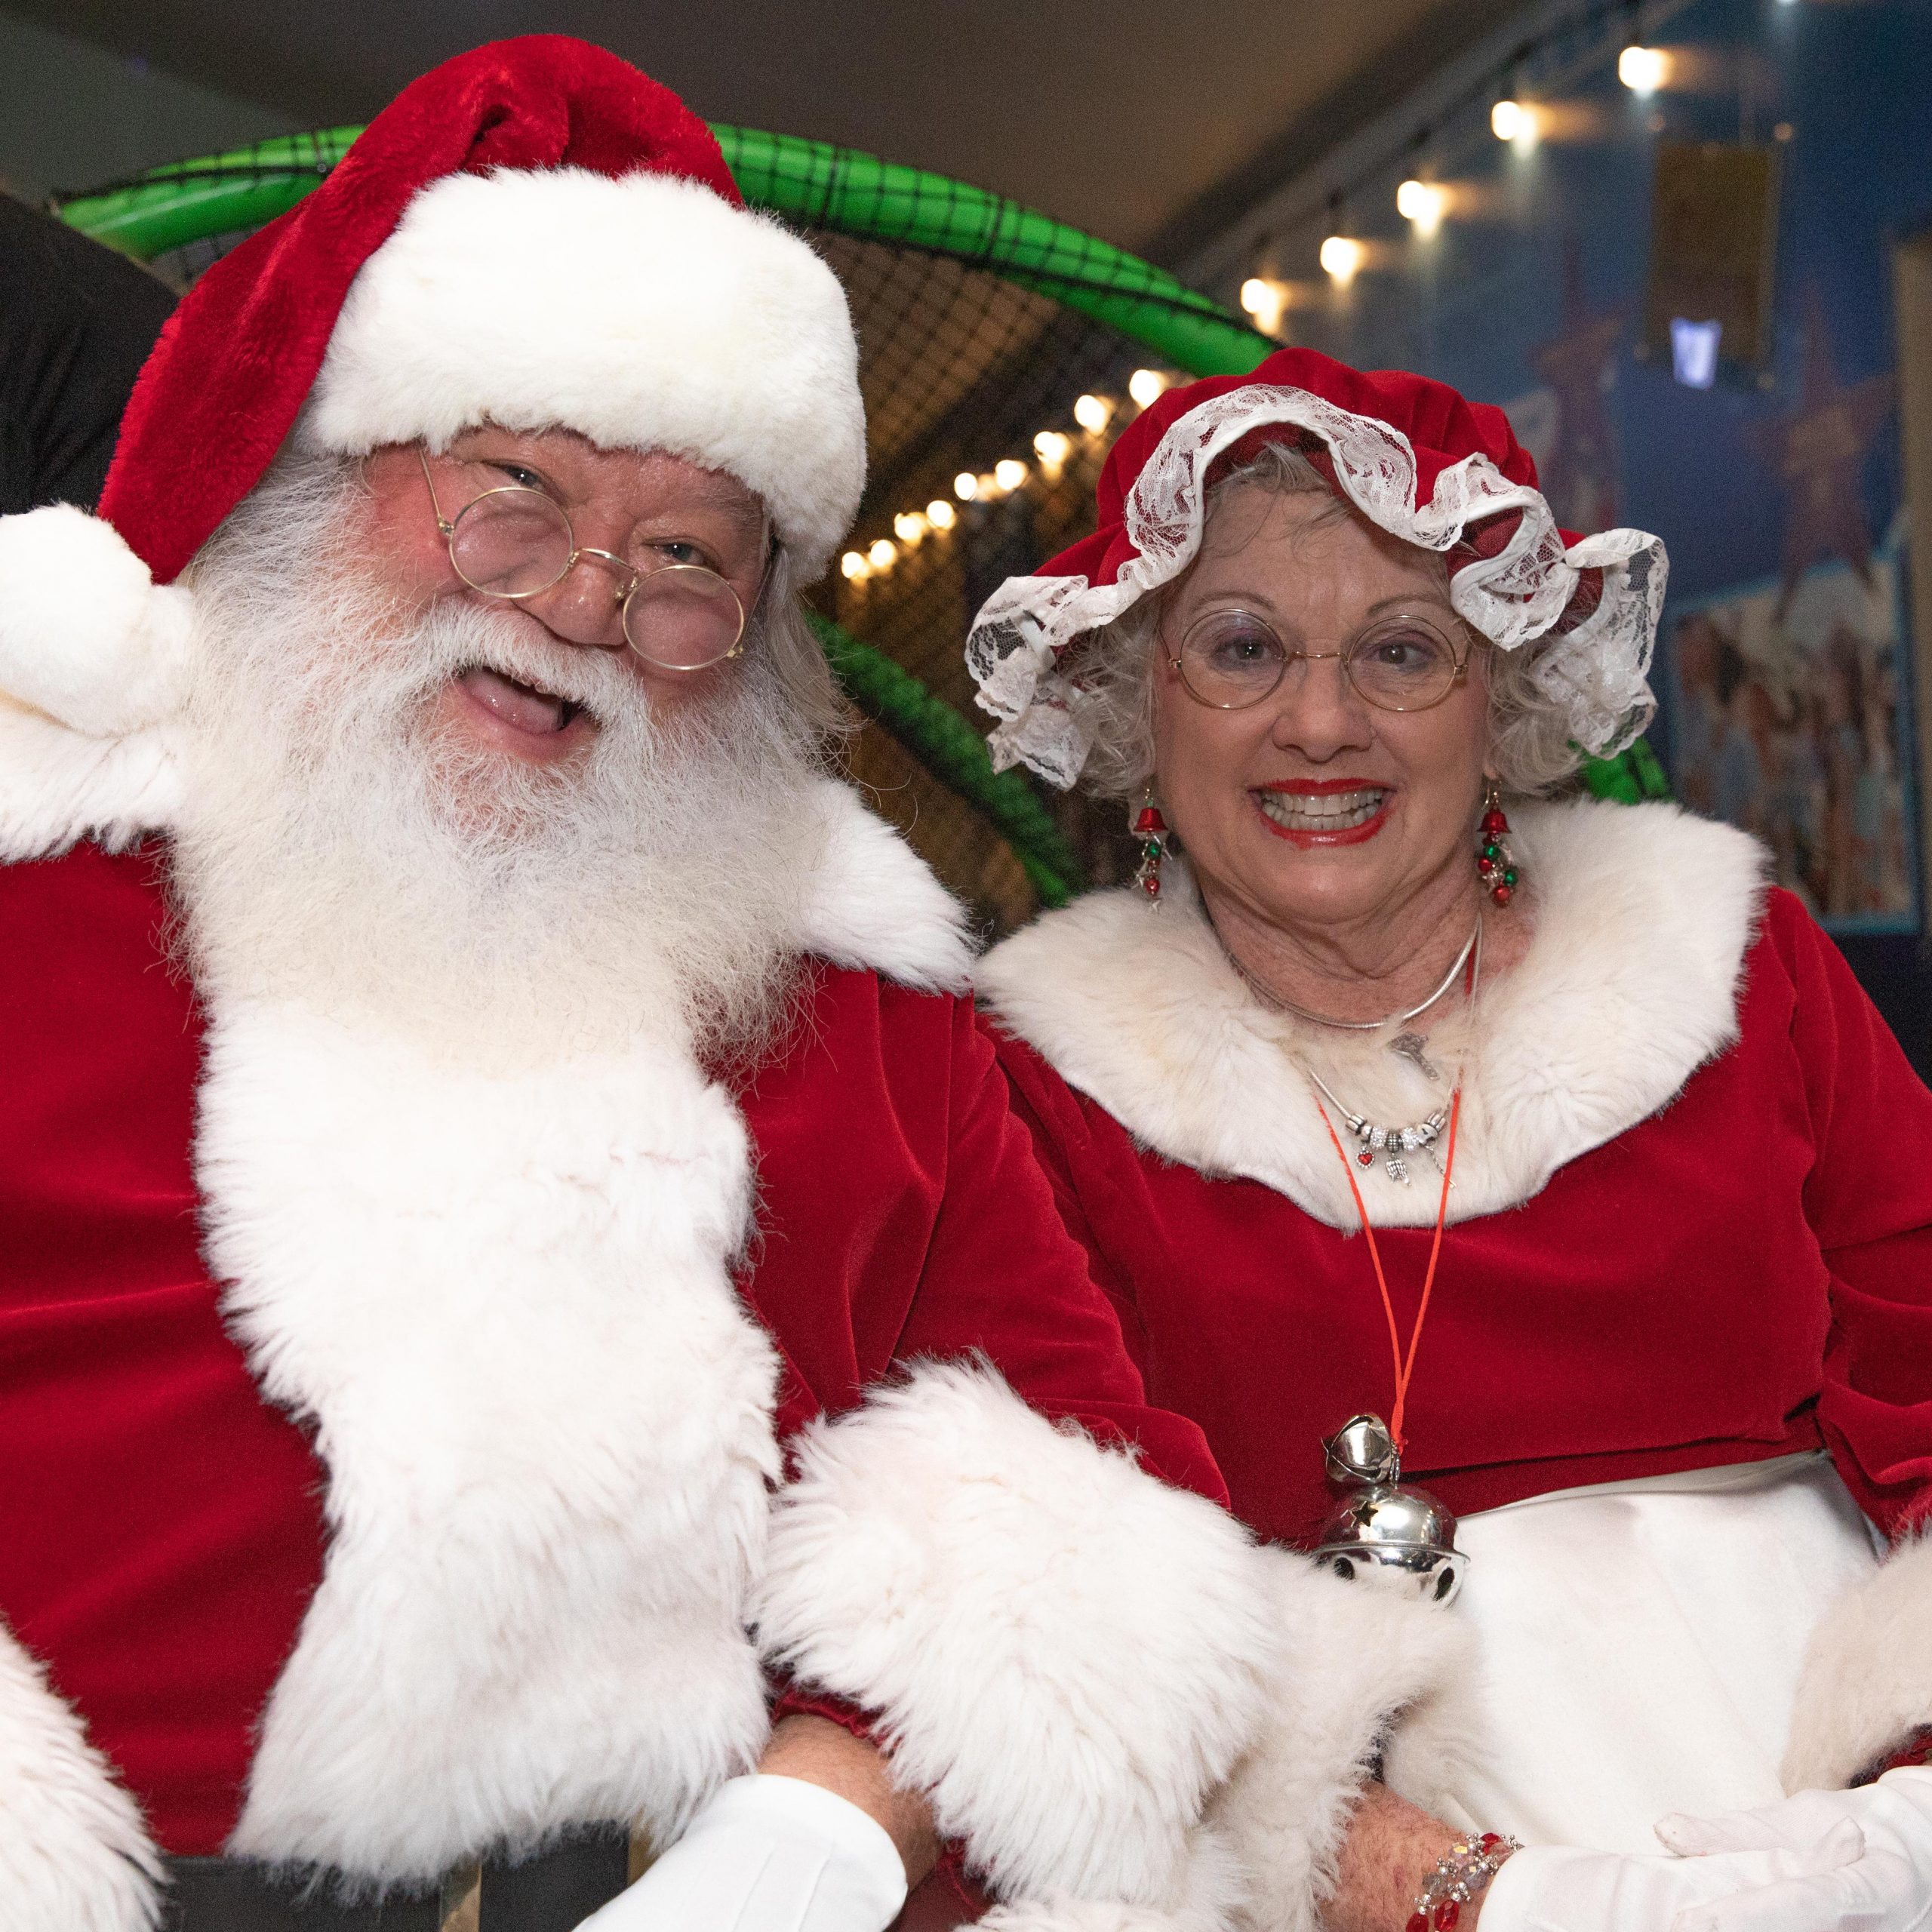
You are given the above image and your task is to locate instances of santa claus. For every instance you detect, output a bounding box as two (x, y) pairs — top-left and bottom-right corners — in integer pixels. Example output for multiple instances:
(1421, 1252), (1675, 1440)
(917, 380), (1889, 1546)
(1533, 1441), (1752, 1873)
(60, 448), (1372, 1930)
(0, 37), (1463, 1932)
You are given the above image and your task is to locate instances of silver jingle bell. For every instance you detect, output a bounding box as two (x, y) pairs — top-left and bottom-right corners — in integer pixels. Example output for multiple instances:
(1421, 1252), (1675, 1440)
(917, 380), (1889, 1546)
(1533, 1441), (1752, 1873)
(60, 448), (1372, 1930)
(1312, 1413), (1468, 1606)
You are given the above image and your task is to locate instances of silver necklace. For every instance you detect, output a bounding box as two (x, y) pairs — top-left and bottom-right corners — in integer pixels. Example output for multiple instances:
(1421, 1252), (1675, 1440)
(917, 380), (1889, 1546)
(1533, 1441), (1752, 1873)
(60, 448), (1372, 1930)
(1238, 918), (1481, 1032)
(1305, 921), (1484, 1186)
(1306, 1072), (1449, 1186)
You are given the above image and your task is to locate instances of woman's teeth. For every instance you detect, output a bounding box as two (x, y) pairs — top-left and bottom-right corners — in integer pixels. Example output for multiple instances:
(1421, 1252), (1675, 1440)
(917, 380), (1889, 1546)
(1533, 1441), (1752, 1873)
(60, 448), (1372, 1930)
(1256, 787), (1389, 831)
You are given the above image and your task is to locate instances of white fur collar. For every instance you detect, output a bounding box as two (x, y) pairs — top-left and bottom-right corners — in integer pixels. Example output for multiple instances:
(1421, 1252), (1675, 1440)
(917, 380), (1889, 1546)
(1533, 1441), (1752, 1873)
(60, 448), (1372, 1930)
(977, 799), (1767, 1229)
(792, 777), (971, 991)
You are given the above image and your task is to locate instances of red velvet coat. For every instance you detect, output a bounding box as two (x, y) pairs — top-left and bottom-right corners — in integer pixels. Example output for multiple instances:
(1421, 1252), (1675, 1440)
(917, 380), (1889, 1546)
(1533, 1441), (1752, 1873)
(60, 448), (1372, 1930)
(0, 826), (1260, 1924)
(978, 801), (1932, 1547)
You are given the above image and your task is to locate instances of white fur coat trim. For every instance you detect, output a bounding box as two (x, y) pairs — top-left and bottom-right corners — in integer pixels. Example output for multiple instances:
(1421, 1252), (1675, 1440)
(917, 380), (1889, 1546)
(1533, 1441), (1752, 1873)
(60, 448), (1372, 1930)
(210, 997), (780, 1881)
(300, 168), (865, 581)
(0, 1617), (161, 1932)
(757, 1361), (1273, 1912)
(977, 799), (1767, 1228)
(1783, 1530), (1932, 1792)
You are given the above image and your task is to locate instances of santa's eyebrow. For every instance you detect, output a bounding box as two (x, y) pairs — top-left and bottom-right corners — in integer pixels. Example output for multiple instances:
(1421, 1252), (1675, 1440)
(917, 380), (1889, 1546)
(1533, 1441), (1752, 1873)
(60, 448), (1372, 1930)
(657, 476), (766, 528)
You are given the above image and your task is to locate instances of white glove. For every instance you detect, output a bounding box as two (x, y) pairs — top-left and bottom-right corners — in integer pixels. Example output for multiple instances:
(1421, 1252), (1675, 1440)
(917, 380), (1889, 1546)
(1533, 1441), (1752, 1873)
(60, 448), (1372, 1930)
(1654, 1766), (1932, 1932)
(575, 1774), (909, 1932)
(1476, 1832), (1865, 1932)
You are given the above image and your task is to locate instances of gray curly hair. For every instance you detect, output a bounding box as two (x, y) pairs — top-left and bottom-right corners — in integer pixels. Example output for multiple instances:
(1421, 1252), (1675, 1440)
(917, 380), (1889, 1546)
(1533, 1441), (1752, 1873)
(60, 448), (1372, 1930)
(1065, 441), (1586, 801)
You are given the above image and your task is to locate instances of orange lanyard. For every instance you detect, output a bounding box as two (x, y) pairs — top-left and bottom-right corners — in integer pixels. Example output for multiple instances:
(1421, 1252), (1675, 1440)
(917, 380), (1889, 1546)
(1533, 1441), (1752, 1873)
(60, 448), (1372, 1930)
(1313, 1084), (1463, 1454)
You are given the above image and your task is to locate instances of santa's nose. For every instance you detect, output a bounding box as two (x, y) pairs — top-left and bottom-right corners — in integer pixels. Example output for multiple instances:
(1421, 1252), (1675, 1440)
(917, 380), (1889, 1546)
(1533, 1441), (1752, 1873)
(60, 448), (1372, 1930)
(519, 548), (632, 652)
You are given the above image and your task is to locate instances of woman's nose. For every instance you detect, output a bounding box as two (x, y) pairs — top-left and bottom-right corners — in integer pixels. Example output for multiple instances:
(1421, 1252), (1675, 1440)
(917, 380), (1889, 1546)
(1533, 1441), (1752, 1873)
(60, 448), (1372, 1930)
(1269, 653), (1375, 756)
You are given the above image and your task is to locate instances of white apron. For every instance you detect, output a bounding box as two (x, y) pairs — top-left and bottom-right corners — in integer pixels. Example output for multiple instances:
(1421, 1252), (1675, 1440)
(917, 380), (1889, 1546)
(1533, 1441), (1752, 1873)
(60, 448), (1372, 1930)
(1434, 1453), (1883, 1852)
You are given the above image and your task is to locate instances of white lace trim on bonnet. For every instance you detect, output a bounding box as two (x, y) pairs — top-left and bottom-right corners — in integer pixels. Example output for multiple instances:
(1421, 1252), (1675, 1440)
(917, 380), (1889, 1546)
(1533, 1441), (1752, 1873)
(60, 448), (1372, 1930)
(964, 382), (1666, 789)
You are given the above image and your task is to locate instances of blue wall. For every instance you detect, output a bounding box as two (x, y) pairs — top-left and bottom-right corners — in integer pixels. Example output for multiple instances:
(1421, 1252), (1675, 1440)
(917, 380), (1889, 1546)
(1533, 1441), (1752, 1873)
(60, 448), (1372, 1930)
(1266, 0), (1932, 1057)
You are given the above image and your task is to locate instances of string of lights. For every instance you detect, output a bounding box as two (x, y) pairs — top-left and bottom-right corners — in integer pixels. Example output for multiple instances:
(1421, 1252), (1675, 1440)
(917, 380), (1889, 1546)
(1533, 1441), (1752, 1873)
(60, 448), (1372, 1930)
(843, 0), (1723, 586)
(1220, 0), (1698, 323)
(838, 372), (1176, 586)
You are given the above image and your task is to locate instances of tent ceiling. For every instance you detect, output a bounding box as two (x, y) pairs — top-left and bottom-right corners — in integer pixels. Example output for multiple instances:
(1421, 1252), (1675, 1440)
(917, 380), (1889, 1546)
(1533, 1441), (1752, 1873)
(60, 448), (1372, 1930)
(17, 0), (1531, 262)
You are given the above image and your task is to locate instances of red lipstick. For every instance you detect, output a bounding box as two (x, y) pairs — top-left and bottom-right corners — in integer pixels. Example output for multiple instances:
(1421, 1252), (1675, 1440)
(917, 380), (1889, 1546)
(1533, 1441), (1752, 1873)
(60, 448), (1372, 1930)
(1251, 780), (1393, 848)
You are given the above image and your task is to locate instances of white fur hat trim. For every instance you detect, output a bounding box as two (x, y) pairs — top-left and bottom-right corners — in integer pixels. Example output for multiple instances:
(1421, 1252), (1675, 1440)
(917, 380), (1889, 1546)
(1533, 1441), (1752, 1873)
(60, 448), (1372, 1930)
(300, 168), (867, 582)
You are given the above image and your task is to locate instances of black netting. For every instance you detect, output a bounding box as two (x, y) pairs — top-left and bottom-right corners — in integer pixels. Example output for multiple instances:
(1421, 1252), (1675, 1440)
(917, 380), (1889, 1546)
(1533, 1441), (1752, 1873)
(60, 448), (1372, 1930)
(149, 229), (255, 292)
(806, 233), (1160, 924)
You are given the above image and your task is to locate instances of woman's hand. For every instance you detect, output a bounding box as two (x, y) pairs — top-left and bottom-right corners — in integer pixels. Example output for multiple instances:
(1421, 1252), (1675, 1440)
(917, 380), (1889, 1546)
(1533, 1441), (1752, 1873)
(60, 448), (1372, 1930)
(1478, 1835), (1864, 1932)
(1321, 1782), (1866, 1932)
(1654, 1767), (1932, 1931)
(572, 1774), (910, 1932)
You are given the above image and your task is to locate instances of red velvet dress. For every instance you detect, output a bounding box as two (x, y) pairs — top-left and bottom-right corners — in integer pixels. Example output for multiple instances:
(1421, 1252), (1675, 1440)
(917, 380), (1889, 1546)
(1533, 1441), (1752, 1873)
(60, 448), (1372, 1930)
(987, 869), (1932, 1549)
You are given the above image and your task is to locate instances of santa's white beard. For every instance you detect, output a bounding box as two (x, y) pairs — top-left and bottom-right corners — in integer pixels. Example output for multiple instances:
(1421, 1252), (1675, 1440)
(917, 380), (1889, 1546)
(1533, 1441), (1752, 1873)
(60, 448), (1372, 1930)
(172, 460), (826, 1066)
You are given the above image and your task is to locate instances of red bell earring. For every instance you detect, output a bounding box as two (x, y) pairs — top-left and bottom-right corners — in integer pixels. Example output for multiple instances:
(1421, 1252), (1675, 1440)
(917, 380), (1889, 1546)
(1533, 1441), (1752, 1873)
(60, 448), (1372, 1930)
(1477, 781), (1518, 906)
(1133, 794), (1168, 903)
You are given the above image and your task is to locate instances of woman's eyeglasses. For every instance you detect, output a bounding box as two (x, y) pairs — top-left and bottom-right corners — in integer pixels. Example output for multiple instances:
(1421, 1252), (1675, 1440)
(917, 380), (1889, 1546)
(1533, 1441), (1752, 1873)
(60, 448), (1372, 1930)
(1169, 607), (1472, 714)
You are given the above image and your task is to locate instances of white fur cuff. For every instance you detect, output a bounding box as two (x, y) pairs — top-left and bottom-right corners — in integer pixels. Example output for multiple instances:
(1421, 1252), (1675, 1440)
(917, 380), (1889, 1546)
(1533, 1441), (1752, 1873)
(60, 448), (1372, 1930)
(1208, 1552), (1482, 1932)
(1784, 1529), (1932, 1791)
(977, 1825), (1246, 1932)
(755, 1361), (1271, 1913)
(0, 1620), (162, 1932)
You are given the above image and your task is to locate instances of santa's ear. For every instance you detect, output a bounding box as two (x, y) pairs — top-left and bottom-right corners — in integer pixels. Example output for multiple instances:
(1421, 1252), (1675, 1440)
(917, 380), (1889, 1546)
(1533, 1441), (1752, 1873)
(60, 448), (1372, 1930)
(0, 505), (195, 737)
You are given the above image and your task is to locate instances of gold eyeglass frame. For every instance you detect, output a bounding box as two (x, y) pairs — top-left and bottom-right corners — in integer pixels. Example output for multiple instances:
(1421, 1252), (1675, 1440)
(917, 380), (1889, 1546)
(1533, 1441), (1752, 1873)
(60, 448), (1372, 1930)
(416, 445), (755, 674)
(1168, 606), (1474, 715)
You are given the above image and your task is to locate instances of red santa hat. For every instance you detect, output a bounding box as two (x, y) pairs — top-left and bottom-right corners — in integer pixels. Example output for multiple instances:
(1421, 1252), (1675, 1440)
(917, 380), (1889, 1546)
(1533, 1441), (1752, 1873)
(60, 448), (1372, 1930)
(0, 35), (864, 740)
(966, 346), (1666, 788)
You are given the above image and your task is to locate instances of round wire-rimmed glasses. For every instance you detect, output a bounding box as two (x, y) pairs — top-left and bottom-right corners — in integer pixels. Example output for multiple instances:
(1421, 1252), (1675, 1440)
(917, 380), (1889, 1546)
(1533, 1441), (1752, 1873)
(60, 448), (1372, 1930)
(1169, 607), (1472, 714)
(417, 447), (755, 672)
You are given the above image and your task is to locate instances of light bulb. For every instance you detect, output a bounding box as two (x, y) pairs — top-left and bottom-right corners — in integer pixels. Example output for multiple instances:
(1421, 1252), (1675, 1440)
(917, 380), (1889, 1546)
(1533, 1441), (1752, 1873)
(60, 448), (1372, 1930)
(994, 457), (1028, 492)
(840, 550), (869, 582)
(926, 498), (957, 531)
(894, 510), (928, 544)
(1239, 276), (1288, 335)
(954, 471), (979, 501)
(868, 538), (897, 570)
(1073, 392), (1112, 433)
(1128, 368), (1166, 408)
(1619, 45), (1668, 94)
(1319, 235), (1367, 285)
(1032, 429), (1072, 469)
(1491, 97), (1525, 141)
(1396, 180), (1447, 238)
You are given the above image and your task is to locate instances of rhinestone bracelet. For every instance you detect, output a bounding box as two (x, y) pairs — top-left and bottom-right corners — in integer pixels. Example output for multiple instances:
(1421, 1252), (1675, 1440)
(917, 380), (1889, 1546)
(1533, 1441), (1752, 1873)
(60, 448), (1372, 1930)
(1406, 1831), (1520, 1932)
